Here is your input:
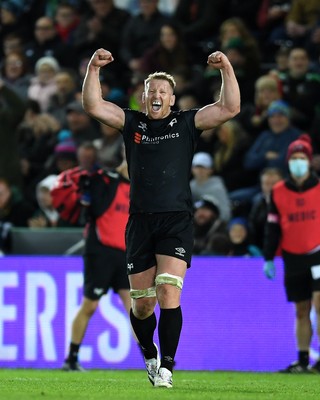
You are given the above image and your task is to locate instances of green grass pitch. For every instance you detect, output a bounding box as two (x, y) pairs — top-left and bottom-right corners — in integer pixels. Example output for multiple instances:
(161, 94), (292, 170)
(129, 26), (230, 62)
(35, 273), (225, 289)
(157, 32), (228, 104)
(0, 369), (319, 400)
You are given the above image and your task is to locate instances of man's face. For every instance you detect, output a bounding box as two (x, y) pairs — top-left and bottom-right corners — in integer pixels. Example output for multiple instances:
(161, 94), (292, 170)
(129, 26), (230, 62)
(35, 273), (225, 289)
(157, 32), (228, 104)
(229, 224), (247, 244)
(67, 111), (91, 131)
(268, 113), (290, 133)
(143, 79), (175, 120)
(288, 49), (309, 78)
(77, 147), (97, 171)
(194, 207), (217, 226)
(34, 17), (56, 43)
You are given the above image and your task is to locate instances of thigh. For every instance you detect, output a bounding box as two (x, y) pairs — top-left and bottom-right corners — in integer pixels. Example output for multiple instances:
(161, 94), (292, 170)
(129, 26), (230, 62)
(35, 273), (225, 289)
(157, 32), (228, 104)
(129, 266), (157, 290)
(285, 270), (312, 302)
(126, 214), (157, 274)
(83, 245), (124, 300)
(155, 211), (194, 267)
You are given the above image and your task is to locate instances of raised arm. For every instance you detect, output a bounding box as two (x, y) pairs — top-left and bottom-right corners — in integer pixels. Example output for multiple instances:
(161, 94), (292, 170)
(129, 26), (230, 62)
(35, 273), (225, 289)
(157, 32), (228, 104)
(195, 51), (241, 131)
(82, 48), (125, 130)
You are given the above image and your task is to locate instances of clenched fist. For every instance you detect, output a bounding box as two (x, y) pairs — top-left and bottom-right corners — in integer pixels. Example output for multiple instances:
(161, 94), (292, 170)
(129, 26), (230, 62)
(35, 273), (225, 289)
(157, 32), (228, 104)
(89, 48), (114, 68)
(207, 51), (230, 70)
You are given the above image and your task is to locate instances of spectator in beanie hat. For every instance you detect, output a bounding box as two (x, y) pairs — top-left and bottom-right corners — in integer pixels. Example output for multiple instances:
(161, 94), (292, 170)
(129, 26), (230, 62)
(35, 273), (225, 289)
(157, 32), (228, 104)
(244, 99), (301, 177)
(193, 194), (228, 255)
(263, 133), (320, 373)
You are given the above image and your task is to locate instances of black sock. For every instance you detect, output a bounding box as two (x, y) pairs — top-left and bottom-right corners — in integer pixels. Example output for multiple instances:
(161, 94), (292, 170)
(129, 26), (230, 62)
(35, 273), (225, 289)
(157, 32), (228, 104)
(298, 350), (309, 366)
(67, 342), (80, 363)
(130, 309), (157, 359)
(158, 306), (182, 372)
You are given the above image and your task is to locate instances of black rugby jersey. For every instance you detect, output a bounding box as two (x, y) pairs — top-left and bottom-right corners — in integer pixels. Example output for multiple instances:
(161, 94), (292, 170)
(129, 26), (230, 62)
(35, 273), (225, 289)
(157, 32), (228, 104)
(121, 109), (202, 214)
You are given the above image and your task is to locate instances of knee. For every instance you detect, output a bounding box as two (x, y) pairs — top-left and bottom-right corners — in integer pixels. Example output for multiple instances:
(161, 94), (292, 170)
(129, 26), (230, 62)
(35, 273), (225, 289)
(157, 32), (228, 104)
(81, 300), (99, 317)
(132, 297), (156, 319)
(155, 273), (183, 307)
(295, 307), (311, 320)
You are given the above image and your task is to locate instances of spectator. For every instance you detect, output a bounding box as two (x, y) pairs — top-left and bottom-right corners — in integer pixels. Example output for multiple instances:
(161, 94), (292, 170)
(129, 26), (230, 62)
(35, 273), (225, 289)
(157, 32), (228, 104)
(93, 123), (124, 169)
(238, 74), (282, 138)
(0, 79), (26, 189)
(263, 133), (320, 373)
(243, 99), (301, 178)
(1, 32), (25, 57)
(275, 47), (320, 131)
(17, 105), (60, 205)
(54, 2), (80, 45)
(76, 141), (101, 172)
(201, 23), (262, 105)
(269, 0), (320, 50)
(27, 56), (60, 112)
(0, 1), (31, 47)
(119, 0), (170, 79)
(35, 139), (79, 195)
(140, 21), (190, 75)
(213, 120), (257, 195)
(190, 152), (231, 222)
(1, 51), (32, 101)
(73, 0), (130, 80)
(0, 178), (35, 254)
(27, 174), (60, 228)
(24, 16), (77, 69)
(248, 167), (283, 251)
(201, 232), (233, 256)
(64, 100), (101, 145)
(47, 70), (79, 128)
(51, 139), (79, 174)
(228, 217), (262, 257)
(173, 0), (225, 63)
(218, 17), (261, 79)
(269, 45), (290, 76)
(193, 195), (228, 255)
(256, 0), (291, 60)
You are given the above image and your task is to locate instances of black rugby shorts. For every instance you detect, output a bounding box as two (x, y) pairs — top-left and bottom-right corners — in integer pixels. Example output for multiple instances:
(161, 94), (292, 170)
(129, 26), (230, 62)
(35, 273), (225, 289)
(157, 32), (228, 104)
(125, 211), (194, 274)
(283, 250), (320, 302)
(83, 237), (129, 300)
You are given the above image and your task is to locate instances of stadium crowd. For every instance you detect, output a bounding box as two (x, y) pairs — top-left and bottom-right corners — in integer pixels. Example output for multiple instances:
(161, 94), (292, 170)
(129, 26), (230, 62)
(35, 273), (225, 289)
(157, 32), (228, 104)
(1, 0), (320, 257)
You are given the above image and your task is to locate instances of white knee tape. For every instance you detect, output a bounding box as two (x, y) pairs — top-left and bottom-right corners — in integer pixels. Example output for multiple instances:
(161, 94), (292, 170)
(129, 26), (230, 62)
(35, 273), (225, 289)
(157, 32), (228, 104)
(130, 286), (156, 299)
(155, 273), (183, 290)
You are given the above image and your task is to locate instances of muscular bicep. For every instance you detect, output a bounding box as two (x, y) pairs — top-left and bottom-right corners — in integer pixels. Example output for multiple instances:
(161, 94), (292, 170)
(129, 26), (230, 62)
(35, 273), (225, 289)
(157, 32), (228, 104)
(194, 103), (231, 130)
(84, 99), (125, 130)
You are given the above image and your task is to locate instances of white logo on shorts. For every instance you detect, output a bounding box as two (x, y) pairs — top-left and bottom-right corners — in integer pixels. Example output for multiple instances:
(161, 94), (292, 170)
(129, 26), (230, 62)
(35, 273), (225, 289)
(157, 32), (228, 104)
(93, 288), (104, 296)
(175, 247), (186, 257)
(127, 263), (134, 271)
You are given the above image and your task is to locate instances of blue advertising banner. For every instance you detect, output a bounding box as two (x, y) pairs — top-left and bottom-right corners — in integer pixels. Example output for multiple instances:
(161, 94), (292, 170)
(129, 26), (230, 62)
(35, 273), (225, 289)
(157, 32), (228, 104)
(0, 256), (318, 371)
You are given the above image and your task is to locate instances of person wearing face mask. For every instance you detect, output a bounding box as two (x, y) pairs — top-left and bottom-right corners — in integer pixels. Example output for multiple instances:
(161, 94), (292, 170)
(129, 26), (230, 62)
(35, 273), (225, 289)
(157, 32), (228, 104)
(263, 133), (320, 374)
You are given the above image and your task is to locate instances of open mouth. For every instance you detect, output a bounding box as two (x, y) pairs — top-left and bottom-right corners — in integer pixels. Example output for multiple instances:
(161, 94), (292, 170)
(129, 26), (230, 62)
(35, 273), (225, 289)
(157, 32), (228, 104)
(152, 101), (161, 112)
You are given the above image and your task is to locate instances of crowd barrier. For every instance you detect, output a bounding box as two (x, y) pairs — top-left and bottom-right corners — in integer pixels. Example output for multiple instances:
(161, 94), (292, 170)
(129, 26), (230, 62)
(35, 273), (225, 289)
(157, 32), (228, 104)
(1, 255), (318, 371)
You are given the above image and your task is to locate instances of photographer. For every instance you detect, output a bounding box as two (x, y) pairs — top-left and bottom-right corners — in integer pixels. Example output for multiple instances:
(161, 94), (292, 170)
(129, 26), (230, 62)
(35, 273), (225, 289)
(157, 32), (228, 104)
(51, 142), (133, 371)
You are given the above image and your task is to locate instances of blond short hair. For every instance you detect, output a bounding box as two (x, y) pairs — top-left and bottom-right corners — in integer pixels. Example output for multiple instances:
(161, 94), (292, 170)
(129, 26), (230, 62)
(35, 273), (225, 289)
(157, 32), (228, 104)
(145, 71), (176, 91)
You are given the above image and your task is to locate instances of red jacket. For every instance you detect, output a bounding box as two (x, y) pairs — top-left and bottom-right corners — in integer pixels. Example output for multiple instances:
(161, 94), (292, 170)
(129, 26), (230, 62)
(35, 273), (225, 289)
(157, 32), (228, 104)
(51, 167), (129, 251)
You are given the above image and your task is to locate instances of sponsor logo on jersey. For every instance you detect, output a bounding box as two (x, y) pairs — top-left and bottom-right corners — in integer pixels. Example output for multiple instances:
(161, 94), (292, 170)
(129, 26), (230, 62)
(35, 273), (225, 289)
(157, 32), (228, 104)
(134, 118), (180, 145)
(134, 132), (180, 145)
